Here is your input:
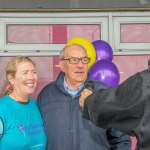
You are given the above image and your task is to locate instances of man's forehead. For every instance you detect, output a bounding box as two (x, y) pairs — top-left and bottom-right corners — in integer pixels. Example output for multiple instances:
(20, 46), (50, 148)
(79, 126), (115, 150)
(65, 46), (87, 56)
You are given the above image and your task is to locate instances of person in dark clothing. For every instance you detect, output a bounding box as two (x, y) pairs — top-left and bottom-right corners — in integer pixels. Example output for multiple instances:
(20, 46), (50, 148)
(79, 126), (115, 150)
(148, 59), (150, 69)
(37, 43), (131, 150)
(80, 69), (150, 150)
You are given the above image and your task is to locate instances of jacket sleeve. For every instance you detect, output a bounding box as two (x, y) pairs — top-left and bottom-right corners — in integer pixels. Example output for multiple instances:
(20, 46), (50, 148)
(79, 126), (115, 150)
(83, 70), (150, 136)
(106, 128), (131, 150)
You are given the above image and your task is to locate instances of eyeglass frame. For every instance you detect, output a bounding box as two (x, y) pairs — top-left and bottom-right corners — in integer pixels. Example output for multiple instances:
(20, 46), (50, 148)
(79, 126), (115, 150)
(61, 57), (91, 64)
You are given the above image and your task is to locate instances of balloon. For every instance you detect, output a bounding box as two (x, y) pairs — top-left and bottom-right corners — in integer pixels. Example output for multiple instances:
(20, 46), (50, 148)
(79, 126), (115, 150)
(67, 37), (96, 69)
(92, 40), (113, 61)
(89, 59), (120, 87)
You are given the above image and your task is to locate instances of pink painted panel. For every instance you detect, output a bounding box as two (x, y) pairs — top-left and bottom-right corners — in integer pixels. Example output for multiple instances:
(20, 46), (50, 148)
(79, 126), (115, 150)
(121, 24), (150, 43)
(0, 57), (12, 96)
(52, 25), (67, 43)
(53, 56), (61, 80)
(113, 55), (150, 83)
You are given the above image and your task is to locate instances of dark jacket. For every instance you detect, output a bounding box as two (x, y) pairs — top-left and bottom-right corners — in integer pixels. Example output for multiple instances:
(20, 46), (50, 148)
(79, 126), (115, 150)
(37, 71), (131, 150)
(83, 69), (150, 150)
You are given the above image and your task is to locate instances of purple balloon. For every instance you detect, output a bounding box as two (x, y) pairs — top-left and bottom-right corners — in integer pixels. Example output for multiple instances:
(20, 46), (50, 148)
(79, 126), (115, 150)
(92, 40), (113, 61)
(89, 59), (120, 87)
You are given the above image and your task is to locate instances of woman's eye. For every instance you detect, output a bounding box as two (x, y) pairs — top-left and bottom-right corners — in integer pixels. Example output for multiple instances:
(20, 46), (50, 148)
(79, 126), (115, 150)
(23, 72), (27, 74)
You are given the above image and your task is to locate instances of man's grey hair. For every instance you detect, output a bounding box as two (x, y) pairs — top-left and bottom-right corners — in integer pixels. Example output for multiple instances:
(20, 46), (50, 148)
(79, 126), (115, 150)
(59, 43), (87, 60)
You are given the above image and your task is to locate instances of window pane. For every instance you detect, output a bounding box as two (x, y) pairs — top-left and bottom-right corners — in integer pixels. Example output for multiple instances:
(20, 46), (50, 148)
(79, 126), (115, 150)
(6, 24), (101, 44)
(120, 23), (150, 43)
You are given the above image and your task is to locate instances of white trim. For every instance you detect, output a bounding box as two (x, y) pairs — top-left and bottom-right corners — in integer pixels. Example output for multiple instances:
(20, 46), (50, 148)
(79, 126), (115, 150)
(0, 12), (109, 18)
(0, 12), (150, 55)
(114, 17), (150, 51)
(114, 49), (150, 55)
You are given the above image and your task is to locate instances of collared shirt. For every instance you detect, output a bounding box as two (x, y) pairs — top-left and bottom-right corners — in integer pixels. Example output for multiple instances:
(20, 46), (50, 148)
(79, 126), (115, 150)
(63, 77), (84, 98)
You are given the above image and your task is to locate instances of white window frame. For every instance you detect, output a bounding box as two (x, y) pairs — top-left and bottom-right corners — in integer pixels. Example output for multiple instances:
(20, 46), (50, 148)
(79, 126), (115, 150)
(113, 13), (150, 55)
(0, 12), (109, 56)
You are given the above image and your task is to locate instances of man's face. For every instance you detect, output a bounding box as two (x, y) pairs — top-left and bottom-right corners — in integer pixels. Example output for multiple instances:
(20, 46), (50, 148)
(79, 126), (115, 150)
(59, 45), (89, 88)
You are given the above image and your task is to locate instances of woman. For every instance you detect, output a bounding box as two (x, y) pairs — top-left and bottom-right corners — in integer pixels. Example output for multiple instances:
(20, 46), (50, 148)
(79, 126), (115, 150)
(0, 56), (46, 149)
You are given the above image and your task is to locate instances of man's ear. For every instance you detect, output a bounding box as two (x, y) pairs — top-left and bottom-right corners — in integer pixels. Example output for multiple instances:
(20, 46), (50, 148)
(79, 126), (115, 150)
(59, 61), (65, 72)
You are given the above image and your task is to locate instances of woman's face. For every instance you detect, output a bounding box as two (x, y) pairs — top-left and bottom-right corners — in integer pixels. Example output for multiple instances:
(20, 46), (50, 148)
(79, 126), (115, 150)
(9, 61), (37, 97)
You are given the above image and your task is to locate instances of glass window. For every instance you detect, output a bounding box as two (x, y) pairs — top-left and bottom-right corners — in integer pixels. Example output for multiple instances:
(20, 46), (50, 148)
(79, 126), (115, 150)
(120, 23), (150, 43)
(6, 24), (101, 44)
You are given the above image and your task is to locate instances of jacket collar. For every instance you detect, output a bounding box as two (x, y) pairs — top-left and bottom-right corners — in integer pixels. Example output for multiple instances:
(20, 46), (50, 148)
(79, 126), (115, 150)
(55, 71), (91, 95)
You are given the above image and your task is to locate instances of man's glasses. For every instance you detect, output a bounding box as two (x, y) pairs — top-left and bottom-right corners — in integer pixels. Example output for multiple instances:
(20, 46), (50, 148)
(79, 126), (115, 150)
(61, 57), (91, 64)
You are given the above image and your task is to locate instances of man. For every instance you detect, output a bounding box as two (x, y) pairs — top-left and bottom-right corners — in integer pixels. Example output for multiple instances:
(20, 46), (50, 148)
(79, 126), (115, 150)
(37, 43), (131, 150)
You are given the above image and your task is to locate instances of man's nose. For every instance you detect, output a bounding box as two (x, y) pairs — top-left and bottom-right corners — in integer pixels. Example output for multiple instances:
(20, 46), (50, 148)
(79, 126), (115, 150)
(77, 59), (84, 66)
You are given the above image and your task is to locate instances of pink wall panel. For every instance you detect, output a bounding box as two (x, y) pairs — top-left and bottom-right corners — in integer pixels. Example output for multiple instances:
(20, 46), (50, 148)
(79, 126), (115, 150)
(0, 57), (12, 96)
(113, 55), (150, 83)
(31, 57), (54, 99)
(53, 56), (61, 80)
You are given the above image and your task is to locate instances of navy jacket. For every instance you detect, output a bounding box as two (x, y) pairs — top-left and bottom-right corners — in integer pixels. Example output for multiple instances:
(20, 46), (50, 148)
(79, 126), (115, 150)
(37, 72), (131, 150)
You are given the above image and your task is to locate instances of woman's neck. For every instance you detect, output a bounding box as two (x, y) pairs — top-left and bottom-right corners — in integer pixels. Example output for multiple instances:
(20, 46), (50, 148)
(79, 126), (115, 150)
(10, 92), (29, 102)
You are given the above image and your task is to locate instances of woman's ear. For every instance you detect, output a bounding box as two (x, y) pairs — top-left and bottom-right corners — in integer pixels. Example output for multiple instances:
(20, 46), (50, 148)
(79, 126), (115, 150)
(7, 75), (14, 85)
